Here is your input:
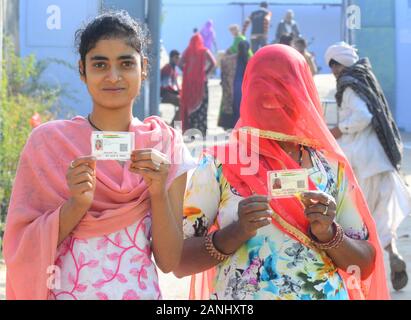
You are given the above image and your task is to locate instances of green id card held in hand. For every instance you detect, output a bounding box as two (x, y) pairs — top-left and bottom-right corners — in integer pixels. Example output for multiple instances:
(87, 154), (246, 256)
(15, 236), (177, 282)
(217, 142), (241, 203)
(267, 169), (309, 199)
(91, 132), (135, 161)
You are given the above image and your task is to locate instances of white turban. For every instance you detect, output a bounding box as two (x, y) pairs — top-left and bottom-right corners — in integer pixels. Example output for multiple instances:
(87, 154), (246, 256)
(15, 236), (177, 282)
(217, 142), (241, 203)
(325, 42), (359, 68)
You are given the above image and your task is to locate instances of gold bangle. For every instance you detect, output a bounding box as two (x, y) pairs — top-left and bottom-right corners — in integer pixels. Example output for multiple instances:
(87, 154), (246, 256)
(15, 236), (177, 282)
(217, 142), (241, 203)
(205, 231), (231, 261)
(309, 222), (345, 251)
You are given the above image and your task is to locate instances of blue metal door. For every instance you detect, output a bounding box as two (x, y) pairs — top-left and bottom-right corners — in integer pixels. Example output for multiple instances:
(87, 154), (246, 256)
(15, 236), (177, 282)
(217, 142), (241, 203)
(20, 0), (101, 116)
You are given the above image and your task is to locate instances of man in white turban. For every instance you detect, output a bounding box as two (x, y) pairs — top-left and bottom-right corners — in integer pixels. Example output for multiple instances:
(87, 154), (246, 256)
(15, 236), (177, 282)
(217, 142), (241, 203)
(325, 41), (359, 69)
(325, 42), (411, 292)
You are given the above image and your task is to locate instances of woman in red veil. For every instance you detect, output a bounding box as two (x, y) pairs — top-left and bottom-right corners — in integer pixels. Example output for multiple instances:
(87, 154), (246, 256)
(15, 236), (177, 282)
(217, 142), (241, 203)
(174, 44), (389, 300)
(179, 33), (216, 135)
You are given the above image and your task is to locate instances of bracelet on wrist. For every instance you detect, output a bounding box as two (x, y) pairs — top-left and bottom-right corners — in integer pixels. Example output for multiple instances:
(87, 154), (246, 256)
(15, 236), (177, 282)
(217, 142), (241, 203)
(205, 231), (231, 262)
(309, 222), (345, 251)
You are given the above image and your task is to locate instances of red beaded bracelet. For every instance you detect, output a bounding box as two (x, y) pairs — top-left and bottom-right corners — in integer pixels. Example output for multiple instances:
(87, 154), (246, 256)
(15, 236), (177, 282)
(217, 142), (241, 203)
(205, 231), (231, 261)
(309, 222), (345, 251)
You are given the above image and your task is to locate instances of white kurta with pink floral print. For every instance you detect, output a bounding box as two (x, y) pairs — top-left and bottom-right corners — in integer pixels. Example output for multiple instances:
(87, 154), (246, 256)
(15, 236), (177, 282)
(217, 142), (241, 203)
(50, 149), (196, 300)
(50, 215), (161, 300)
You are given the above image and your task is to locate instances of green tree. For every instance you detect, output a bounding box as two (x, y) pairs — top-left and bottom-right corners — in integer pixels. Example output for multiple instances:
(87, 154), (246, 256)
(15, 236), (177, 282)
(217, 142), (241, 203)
(0, 38), (74, 250)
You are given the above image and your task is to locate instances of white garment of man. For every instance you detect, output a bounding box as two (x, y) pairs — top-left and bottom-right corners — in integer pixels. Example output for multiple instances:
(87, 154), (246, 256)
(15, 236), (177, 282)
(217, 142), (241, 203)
(337, 87), (392, 180)
(337, 87), (410, 247)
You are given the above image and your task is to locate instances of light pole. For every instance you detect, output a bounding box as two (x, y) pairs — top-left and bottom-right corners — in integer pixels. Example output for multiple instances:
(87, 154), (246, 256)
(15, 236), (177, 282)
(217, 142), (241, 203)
(147, 0), (162, 117)
(0, 0), (3, 85)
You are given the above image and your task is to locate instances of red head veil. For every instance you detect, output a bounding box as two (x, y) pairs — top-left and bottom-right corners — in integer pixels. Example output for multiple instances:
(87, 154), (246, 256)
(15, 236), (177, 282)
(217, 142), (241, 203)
(180, 33), (208, 130)
(190, 45), (389, 300)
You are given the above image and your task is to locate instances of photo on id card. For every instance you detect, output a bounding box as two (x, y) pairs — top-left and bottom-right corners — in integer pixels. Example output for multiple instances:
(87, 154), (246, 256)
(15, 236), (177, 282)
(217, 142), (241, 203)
(91, 132), (135, 161)
(267, 169), (309, 198)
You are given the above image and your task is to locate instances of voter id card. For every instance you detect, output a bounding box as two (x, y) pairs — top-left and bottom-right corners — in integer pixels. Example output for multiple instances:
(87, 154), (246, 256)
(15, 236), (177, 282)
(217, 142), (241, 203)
(267, 169), (309, 198)
(91, 132), (135, 161)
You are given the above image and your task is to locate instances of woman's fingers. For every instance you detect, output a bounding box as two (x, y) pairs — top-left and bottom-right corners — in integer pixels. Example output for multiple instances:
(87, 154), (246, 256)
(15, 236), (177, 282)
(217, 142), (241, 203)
(253, 219), (272, 230)
(131, 168), (157, 180)
(129, 165), (170, 180)
(131, 149), (170, 165)
(66, 157), (96, 201)
(129, 166), (153, 176)
(68, 165), (94, 178)
(237, 197), (273, 234)
(305, 212), (334, 225)
(241, 202), (270, 215)
(70, 156), (96, 170)
(304, 198), (336, 222)
(72, 166), (95, 178)
(130, 150), (172, 181)
(304, 200), (337, 223)
(67, 158), (96, 183)
(305, 203), (335, 214)
(300, 191), (333, 207)
(301, 191), (331, 204)
(238, 196), (270, 215)
(69, 172), (94, 186)
(71, 181), (94, 194)
(238, 196), (272, 234)
(247, 211), (273, 222)
(129, 162), (170, 175)
(301, 191), (329, 202)
(240, 195), (269, 206)
(131, 160), (161, 172)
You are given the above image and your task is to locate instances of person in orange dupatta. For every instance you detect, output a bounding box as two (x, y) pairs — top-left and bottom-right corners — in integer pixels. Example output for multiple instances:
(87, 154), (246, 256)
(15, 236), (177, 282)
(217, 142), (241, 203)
(174, 44), (389, 300)
(179, 33), (216, 136)
(3, 11), (195, 300)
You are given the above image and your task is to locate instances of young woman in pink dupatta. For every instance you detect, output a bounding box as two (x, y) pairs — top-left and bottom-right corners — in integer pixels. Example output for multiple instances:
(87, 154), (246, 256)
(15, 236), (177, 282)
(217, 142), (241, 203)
(174, 45), (389, 300)
(3, 11), (195, 300)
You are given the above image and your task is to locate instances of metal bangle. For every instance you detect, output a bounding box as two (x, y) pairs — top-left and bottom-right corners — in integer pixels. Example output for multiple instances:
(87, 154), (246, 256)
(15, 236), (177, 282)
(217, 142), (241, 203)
(309, 222), (345, 251)
(205, 231), (231, 261)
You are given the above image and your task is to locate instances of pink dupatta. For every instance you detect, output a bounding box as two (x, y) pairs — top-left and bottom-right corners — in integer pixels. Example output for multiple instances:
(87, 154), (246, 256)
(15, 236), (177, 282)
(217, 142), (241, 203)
(3, 116), (185, 299)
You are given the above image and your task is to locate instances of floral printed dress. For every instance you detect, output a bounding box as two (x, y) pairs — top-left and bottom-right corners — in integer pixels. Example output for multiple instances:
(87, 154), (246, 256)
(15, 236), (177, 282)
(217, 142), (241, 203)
(50, 216), (161, 300)
(50, 153), (196, 300)
(183, 150), (369, 300)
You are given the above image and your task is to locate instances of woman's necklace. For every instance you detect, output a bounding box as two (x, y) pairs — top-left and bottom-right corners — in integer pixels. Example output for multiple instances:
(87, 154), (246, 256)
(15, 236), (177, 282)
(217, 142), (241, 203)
(88, 114), (103, 131)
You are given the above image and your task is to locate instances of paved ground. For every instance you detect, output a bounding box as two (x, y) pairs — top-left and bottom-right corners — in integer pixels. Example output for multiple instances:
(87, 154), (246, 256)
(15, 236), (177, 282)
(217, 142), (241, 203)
(0, 262), (4, 300)
(1, 76), (410, 300)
